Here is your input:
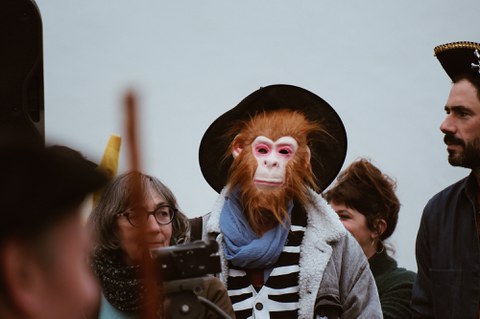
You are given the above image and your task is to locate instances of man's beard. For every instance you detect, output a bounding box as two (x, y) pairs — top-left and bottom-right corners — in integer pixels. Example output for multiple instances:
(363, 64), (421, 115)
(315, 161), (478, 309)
(444, 133), (480, 169)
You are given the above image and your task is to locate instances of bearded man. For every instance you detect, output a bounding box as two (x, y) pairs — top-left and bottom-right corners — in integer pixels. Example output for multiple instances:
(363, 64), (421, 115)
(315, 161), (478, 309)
(412, 41), (480, 319)
(195, 84), (382, 319)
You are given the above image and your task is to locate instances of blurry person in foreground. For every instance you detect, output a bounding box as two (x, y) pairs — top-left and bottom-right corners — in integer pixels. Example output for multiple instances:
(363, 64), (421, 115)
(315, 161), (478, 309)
(88, 171), (234, 318)
(0, 134), (108, 319)
(324, 158), (416, 319)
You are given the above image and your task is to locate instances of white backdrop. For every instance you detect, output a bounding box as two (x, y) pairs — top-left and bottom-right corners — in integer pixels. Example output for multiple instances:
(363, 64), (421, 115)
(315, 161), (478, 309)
(36, 0), (479, 271)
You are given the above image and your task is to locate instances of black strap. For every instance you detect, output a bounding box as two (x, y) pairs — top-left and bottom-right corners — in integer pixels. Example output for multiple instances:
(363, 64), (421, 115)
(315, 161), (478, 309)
(189, 216), (203, 241)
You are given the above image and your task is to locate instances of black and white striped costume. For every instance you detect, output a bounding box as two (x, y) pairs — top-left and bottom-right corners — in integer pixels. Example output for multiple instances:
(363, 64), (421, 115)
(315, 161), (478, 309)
(203, 188), (383, 319)
(226, 205), (306, 318)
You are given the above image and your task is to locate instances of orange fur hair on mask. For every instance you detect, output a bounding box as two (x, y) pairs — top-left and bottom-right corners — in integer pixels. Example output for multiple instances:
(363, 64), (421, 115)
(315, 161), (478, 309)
(226, 109), (324, 235)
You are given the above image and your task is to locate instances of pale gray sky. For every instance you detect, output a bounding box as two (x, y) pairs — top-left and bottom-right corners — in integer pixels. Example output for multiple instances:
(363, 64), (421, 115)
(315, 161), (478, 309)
(36, 0), (479, 271)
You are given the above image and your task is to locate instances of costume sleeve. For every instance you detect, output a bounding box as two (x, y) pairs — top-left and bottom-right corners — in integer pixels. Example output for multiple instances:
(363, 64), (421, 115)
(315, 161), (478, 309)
(411, 207), (434, 319)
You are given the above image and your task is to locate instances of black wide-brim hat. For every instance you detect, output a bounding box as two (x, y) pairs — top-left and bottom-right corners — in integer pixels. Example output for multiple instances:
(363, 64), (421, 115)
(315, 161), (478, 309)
(434, 41), (480, 80)
(199, 84), (347, 193)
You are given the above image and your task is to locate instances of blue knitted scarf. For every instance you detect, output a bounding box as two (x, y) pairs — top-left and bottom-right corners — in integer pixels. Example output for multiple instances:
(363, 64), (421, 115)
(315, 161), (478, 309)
(219, 189), (292, 269)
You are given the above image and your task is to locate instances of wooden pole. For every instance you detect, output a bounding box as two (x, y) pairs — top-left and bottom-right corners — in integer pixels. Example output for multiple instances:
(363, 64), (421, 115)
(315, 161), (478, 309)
(124, 91), (162, 319)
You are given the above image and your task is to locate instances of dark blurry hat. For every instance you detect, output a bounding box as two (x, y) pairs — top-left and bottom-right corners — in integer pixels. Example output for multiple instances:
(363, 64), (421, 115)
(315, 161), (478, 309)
(434, 41), (480, 80)
(199, 84), (347, 193)
(0, 131), (108, 239)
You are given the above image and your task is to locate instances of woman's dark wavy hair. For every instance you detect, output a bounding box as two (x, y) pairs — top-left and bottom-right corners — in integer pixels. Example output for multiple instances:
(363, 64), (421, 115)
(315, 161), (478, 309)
(88, 171), (190, 251)
(323, 158), (400, 241)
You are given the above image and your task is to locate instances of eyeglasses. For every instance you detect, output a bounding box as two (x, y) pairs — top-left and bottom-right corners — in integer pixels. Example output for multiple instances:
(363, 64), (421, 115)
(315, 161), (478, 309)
(116, 205), (176, 227)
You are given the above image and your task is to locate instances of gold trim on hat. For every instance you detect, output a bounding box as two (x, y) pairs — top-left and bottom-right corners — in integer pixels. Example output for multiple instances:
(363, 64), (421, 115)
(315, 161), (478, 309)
(434, 41), (480, 56)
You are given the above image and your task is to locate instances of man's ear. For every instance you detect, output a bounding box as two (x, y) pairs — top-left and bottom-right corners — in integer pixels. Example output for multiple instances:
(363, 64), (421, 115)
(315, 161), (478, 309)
(1, 239), (46, 317)
(232, 135), (245, 158)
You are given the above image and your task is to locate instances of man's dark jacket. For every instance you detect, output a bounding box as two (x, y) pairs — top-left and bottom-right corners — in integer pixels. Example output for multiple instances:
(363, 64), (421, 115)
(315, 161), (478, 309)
(412, 173), (480, 318)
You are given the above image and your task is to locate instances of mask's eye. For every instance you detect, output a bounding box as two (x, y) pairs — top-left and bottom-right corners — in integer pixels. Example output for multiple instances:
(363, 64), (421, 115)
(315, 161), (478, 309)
(255, 144), (270, 155)
(278, 146), (293, 156)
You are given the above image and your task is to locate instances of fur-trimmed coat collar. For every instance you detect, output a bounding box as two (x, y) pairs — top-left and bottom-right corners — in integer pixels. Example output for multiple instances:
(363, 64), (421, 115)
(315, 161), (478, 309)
(204, 188), (347, 319)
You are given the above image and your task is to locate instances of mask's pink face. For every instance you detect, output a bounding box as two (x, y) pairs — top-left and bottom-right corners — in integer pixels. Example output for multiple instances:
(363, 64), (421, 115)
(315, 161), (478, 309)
(250, 135), (298, 190)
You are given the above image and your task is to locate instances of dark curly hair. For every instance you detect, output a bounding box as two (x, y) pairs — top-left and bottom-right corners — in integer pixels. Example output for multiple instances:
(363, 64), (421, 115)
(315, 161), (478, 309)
(452, 73), (480, 101)
(323, 158), (400, 241)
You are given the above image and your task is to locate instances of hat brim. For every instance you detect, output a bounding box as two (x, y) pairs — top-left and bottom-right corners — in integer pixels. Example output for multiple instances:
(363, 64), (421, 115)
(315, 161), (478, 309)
(435, 41), (480, 80)
(199, 84), (347, 193)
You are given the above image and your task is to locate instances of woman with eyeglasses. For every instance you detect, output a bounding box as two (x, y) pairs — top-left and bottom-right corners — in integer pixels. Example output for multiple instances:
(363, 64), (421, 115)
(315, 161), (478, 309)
(88, 171), (234, 319)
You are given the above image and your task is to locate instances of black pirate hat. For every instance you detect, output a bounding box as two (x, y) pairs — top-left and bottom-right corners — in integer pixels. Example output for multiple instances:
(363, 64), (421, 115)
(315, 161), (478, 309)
(434, 41), (480, 80)
(199, 84), (347, 193)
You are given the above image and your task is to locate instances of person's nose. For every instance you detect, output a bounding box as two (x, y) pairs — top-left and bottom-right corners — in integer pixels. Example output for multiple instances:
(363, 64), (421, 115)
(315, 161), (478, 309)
(440, 115), (456, 135)
(145, 213), (160, 232)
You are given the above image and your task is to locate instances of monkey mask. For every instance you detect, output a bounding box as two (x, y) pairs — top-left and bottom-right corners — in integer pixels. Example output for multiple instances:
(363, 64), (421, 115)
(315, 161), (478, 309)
(199, 84), (347, 234)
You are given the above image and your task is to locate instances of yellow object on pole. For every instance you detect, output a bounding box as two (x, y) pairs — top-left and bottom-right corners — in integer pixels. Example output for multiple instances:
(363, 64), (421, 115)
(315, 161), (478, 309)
(93, 134), (122, 205)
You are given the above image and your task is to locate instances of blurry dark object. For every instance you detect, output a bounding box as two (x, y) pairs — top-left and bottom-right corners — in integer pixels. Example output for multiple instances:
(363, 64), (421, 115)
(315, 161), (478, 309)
(151, 240), (231, 319)
(0, 133), (108, 240)
(150, 240), (221, 281)
(0, 0), (44, 144)
(164, 278), (231, 319)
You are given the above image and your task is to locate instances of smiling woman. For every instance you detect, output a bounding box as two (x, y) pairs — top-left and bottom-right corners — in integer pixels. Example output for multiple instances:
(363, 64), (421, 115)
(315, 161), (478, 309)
(87, 171), (234, 319)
